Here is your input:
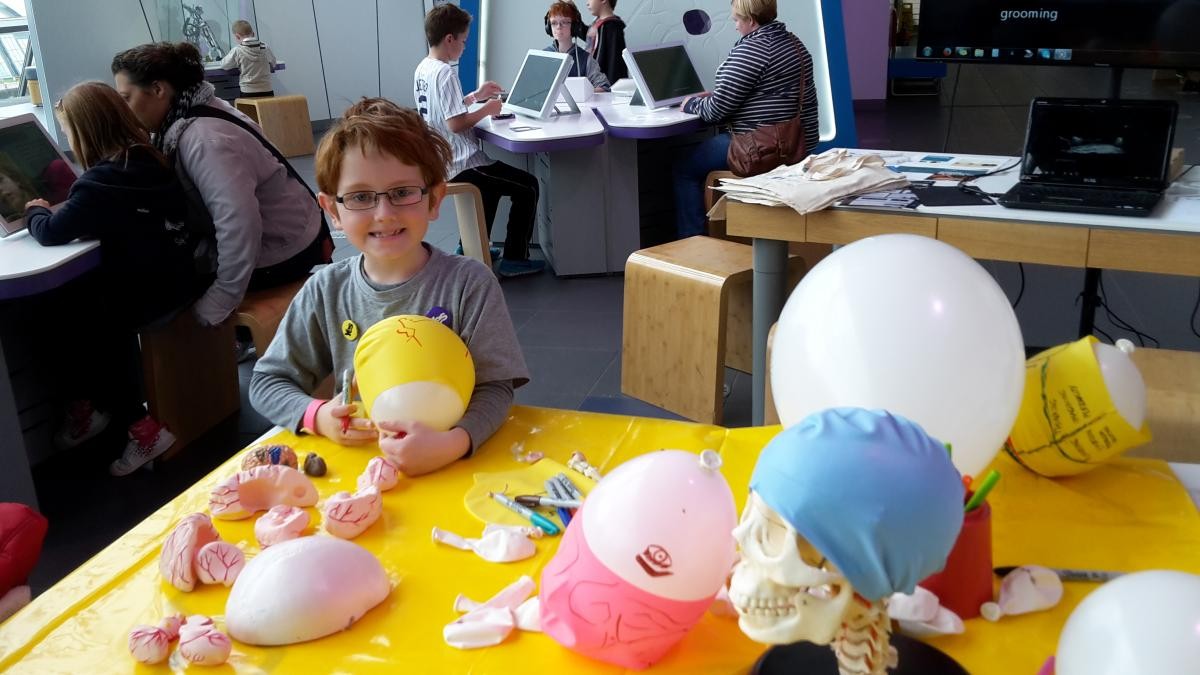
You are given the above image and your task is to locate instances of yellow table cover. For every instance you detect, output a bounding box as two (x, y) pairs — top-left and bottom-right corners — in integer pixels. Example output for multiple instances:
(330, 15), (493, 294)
(2, 406), (1198, 674)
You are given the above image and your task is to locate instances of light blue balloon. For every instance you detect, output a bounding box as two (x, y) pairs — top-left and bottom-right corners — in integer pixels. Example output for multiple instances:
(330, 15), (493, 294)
(750, 408), (965, 601)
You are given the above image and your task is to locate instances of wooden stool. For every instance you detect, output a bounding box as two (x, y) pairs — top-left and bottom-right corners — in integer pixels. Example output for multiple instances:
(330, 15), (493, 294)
(446, 182), (492, 267)
(140, 311), (239, 457)
(235, 278), (308, 357)
(234, 95), (315, 157)
(622, 236), (806, 424)
(1125, 347), (1200, 464)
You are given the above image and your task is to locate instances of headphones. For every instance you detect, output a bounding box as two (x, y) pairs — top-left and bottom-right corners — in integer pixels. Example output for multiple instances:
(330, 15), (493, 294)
(544, 1), (588, 41)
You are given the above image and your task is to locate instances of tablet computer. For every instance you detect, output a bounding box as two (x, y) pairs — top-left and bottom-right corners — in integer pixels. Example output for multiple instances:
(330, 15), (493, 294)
(504, 50), (573, 120)
(621, 42), (705, 109)
(0, 114), (77, 238)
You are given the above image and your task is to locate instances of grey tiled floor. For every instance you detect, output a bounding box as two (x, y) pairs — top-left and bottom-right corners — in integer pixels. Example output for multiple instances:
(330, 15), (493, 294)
(26, 67), (1198, 595)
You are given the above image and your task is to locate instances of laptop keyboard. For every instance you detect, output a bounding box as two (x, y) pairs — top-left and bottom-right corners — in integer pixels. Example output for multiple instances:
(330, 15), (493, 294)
(1012, 184), (1162, 211)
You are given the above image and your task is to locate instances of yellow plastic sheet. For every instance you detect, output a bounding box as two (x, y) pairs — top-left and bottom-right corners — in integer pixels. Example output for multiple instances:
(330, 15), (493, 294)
(1, 406), (1198, 675)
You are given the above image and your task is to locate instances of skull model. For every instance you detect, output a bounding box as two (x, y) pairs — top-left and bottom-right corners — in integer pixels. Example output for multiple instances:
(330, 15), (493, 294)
(731, 408), (965, 675)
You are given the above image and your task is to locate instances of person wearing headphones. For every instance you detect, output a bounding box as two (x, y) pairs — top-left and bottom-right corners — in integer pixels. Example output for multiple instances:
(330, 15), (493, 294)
(544, 1), (610, 92)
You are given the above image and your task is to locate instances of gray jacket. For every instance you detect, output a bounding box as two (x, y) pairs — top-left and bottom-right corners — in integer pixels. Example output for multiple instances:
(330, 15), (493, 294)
(171, 96), (320, 325)
(544, 42), (610, 91)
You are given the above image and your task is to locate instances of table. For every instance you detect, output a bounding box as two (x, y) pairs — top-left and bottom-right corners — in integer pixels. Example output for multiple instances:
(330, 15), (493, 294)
(204, 62), (287, 103)
(726, 152), (1200, 424)
(2, 406), (1198, 674)
(474, 94), (704, 276)
(0, 231), (99, 506)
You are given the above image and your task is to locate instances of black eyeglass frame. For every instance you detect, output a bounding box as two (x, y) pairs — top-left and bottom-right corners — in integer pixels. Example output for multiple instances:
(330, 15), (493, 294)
(335, 186), (429, 210)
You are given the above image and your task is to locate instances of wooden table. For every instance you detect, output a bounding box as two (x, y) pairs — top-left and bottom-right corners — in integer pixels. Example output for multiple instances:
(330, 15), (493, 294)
(726, 153), (1200, 424)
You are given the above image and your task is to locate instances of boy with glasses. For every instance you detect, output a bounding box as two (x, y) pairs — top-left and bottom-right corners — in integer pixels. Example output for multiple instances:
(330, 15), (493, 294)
(250, 99), (529, 476)
(415, 3), (545, 277)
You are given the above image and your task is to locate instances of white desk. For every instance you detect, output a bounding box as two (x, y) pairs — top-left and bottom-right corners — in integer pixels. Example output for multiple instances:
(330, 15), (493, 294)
(726, 151), (1200, 424)
(0, 231), (100, 507)
(474, 95), (704, 275)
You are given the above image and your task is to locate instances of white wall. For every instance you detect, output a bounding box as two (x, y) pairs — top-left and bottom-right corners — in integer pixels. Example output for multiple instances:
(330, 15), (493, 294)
(28, 0), (160, 145)
(482, 0), (838, 140)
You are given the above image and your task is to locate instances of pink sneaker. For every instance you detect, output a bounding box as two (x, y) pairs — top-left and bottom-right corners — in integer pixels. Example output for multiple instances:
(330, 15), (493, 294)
(54, 400), (110, 450)
(109, 416), (176, 477)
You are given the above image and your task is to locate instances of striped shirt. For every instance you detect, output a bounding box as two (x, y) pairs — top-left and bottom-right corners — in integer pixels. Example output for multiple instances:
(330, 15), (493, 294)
(691, 21), (819, 151)
(414, 57), (489, 179)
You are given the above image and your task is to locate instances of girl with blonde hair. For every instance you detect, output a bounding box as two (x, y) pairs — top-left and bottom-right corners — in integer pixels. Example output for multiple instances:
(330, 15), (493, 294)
(25, 80), (204, 476)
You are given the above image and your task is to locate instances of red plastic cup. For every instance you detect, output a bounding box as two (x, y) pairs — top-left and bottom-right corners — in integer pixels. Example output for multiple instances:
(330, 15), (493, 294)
(919, 500), (993, 620)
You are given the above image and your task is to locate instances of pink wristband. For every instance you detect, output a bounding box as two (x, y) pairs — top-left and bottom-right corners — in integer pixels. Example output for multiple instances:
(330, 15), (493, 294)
(302, 399), (327, 435)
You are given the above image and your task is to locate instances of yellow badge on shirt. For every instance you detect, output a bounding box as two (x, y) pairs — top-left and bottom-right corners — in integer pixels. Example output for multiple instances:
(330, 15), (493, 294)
(341, 320), (359, 341)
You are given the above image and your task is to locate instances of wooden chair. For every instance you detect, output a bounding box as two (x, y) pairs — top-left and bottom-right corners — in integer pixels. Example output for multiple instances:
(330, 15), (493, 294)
(446, 182), (492, 267)
(140, 311), (239, 457)
(622, 236), (807, 424)
(234, 95), (315, 157)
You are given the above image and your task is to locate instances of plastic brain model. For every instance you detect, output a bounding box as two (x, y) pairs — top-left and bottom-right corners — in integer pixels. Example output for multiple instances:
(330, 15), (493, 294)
(731, 408), (964, 675)
(353, 315), (475, 431)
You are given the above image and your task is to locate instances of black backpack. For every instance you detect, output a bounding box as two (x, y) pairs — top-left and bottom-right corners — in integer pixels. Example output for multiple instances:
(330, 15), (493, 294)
(168, 105), (321, 276)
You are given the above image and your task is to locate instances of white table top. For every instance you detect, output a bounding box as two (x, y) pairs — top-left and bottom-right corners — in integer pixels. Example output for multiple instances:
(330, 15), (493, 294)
(850, 150), (1200, 235)
(0, 229), (97, 281)
(475, 104), (606, 143)
(587, 93), (701, 128)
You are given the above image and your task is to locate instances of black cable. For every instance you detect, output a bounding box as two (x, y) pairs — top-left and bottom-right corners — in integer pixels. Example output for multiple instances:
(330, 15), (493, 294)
(1011, 262), (1025, 309)
(1093, 325), (1114, 344)
(1190, 279), (1200, 340)
(941, 64), (961, 153)
(1096, 276), (1159, 347)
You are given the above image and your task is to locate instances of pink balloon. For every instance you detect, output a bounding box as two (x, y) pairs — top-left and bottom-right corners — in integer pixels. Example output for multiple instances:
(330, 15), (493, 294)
(580, 449), (737, 601)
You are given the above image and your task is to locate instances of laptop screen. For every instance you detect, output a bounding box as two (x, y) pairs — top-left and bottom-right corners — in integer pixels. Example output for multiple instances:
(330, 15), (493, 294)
(1020, 99), (1177, 190)
(0, 114), (77, 237)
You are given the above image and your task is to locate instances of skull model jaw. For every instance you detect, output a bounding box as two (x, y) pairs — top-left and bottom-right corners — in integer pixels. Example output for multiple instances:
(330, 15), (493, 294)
(730, 491), (854, 645)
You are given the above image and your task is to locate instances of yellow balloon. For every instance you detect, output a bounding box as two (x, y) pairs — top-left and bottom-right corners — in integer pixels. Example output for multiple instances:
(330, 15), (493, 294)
(353, 315), (475, 430)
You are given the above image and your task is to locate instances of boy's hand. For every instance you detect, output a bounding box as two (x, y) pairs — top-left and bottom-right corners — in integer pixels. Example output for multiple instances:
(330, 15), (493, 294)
(315, 401), (376, 446)
(25, 198), (50, 210)
(474, 81), (503, 100)
(481, 98), (503, 117)
(376, 421), (470, 476)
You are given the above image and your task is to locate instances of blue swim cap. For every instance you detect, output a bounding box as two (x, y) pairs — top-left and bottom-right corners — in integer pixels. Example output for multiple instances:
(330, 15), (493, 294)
(750, 408), (964, 600)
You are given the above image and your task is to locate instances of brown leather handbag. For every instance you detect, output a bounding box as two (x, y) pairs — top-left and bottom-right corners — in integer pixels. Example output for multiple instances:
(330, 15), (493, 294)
(726, 37), (808, 177)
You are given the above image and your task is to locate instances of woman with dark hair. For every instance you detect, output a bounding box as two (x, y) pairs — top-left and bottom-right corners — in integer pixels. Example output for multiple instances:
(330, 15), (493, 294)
(111, 41), (331, 328)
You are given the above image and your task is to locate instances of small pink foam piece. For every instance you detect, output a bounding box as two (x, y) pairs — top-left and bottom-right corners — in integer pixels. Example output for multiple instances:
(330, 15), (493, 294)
(357, 456), (401, 492)
(323, 485), (383, 539)
(195, 541), (246, 587)
(209, 465), (319, 520)
(159, 513), (220, 592)
(128, 625), (170, 664)
(178, 622), (232, 666)
(254, 505), (310, 548)
(158, 613), (185, 641)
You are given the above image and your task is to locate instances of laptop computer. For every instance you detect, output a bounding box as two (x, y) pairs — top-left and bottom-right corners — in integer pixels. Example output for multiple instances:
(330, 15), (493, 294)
(999, 98), (1177, 217)
(0, 113), (77, 238)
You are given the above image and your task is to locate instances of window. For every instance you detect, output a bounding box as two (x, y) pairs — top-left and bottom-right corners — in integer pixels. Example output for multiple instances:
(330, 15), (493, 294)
(0, 0), (31, 106)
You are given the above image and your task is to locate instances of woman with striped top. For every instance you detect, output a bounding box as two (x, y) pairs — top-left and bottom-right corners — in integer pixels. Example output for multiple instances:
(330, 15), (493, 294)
(674, 0), (819, 238)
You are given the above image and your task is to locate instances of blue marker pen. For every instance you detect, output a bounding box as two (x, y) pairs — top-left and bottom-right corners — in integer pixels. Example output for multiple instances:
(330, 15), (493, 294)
(490, 492), (560, 536)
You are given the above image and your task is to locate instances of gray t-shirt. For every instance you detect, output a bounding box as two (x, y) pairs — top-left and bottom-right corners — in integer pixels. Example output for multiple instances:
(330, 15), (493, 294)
(249, 245), (529, 453)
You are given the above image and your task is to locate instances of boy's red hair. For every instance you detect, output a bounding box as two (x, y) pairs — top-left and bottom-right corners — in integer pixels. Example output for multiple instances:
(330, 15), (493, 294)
(315, 97), (451, 195)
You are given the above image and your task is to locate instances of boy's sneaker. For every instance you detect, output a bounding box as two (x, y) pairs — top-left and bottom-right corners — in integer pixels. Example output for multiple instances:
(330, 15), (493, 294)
(109, 415), (176, 477)
(497, 258), (547, 278)
(54, 400), (110, 450)
(454, 243), (503, 259)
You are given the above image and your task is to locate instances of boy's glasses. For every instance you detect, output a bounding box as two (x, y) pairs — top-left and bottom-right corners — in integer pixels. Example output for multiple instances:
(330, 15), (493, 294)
(337, 186), (428, 210)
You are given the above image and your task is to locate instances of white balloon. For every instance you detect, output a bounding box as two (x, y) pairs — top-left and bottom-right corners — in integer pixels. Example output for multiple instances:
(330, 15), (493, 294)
(1093, 339), (1146, 430)
(370, 382), (467, 431)
(770, 235), (1025, 477)
(1057, 570), (1200, 675)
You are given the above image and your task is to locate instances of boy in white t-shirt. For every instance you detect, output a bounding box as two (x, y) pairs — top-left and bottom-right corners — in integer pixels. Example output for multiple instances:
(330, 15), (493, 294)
(415, 4), (545, 278)
(220, 20), (277, 98)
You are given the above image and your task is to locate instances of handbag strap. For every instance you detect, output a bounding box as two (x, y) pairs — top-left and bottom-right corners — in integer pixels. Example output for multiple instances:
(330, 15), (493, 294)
(184, 105), (317, 201)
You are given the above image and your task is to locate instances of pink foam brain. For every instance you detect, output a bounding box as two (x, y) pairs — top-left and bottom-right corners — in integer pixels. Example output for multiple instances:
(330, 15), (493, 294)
(357, 456), (401, 492)
(209, 465), (319, 520)
(323, 486), (383, 539)
(128, 625), (170, 664)
(178, 622), (232, 666)
(254, 505), (311, 548)
(159, 513), (220, 592)
(195, 541), (246, 587)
